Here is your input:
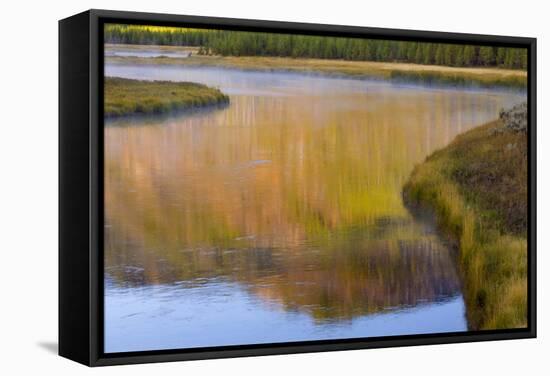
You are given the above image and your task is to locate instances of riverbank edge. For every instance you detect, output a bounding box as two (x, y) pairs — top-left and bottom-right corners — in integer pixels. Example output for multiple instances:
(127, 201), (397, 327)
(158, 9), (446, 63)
(402, 118), (527, 330)
(105, 53), (527, 89)
(105, 77), (230, 118)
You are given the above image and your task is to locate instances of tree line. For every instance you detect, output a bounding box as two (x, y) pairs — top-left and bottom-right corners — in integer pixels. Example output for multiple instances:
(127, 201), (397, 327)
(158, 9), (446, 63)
(105, 24), (527, 69)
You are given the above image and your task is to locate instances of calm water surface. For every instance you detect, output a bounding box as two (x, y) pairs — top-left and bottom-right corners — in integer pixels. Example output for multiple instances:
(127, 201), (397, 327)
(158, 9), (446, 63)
(104, 62), (525, 352)
(105, 45), (193, 59)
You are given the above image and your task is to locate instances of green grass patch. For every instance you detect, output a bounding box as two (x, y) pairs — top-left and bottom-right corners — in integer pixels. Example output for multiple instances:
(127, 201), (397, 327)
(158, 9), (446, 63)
(104, 77), (229, 118)
(404, 120), (527, 330)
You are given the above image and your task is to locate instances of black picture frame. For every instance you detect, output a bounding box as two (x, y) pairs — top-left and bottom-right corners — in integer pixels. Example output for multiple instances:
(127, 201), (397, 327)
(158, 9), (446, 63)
(59, 8), (537, 367)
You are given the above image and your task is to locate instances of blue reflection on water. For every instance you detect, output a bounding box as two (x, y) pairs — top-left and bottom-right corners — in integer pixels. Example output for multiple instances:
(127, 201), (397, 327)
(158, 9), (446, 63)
(105, 278), (466, 353)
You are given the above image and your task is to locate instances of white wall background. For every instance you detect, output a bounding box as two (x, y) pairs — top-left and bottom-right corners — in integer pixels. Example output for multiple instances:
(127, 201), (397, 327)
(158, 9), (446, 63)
(0, 0), (547, 373)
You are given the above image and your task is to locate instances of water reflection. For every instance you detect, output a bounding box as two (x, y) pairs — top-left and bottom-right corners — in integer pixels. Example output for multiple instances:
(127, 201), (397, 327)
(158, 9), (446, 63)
(106, 221), (461, 323)
(104, 64), (525, 352)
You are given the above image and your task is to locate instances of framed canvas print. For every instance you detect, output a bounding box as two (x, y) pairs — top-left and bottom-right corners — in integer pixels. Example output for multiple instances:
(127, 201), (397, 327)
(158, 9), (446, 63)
(59, 9), (536, 366)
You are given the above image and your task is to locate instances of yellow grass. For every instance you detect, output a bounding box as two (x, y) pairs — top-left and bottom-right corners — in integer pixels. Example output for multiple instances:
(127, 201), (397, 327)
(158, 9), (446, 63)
(404, 120), (527, 330)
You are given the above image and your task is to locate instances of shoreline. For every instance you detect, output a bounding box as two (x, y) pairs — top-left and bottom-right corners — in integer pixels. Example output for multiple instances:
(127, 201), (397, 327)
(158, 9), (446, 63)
(403, 108), (527, 330)
(104, 77), (229, 118)
(105, 101), (230, 126)
(105, 45), (527, 89)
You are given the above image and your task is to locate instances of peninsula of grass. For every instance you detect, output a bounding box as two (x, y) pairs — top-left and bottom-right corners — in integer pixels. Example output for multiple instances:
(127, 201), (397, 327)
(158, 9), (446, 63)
(403, 112), (527, 330)
(104, 77), (229, 118)
(106, 51), (527, 89)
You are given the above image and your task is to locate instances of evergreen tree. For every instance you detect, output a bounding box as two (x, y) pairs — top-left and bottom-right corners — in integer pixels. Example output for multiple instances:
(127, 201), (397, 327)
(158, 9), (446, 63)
(455, 46), (465, 66)
(496, 48), (507, 66)
(435, 45), (444, 65)
(407, 43), (417, 61)
(519, 49), (528, 69)
(463, 45), (476, 66)
(422, 44), (434, 65)
(504, 49), (516, 68)
(443, 45), (454, 66)
(414, 44), (423, 64)
(479, 46), (495, 66)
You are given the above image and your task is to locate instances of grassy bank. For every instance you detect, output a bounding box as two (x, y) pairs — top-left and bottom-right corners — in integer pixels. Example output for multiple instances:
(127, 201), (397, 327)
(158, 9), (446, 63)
(106, 49), (527, 89)
(104, 77), (229, 118)
(403, 119), (527, 330)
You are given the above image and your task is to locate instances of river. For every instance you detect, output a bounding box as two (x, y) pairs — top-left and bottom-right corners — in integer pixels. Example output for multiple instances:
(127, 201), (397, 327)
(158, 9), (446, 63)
(103, 61), (525, 353)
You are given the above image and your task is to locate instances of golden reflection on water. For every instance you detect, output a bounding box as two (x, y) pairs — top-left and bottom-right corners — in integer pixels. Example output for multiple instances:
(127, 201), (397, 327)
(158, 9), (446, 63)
(105, 81), (519, 321)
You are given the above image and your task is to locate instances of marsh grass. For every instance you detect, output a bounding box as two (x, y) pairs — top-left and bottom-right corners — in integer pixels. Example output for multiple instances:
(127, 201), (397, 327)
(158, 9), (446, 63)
(107, 53), (527, 89)
(104, 77), (229, 118)
(404, 120), (527, 330)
